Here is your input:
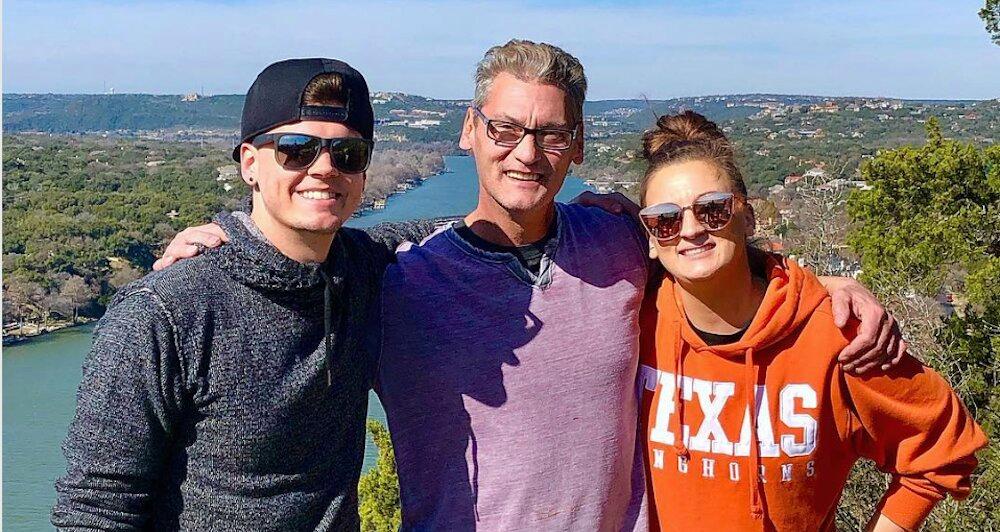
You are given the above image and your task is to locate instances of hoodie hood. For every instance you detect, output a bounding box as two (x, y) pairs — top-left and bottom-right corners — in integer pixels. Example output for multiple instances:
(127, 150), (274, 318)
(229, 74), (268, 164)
(209, 211), (335, 293)
(654, 252), (829, 521)
(209, 210), (346, 386)
(658, 253), (828, 358)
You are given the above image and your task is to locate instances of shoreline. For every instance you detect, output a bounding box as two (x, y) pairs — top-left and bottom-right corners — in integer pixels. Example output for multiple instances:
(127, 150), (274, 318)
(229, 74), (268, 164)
(3, 318), (97, 346)
(353, 163), (453, 219)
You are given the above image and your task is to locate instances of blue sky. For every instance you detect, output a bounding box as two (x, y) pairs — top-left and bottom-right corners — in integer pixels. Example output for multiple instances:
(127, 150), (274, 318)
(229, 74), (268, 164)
(3, 0), (998, 99)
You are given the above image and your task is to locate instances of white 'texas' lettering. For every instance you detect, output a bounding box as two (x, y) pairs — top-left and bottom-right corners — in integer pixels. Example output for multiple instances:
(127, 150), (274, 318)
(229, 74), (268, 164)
(780, 384), (818, 457)
(689, 380), (736, 455)
(641, 366), (819, 460)
(734, 386), (781, 457)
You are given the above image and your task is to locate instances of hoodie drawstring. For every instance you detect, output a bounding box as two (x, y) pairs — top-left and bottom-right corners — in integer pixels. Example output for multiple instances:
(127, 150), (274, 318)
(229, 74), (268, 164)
(672, 327), (689, 458)
(319, 269), (342, 388)
(745, 346), (764, 520)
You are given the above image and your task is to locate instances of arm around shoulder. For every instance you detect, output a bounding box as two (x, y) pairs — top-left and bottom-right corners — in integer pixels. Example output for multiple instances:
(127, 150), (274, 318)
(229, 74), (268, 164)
(52, 287), (188, 530)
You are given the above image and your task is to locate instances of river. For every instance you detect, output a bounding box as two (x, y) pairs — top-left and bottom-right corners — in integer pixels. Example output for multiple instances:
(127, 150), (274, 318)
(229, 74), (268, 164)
(1, 155), (593, 530)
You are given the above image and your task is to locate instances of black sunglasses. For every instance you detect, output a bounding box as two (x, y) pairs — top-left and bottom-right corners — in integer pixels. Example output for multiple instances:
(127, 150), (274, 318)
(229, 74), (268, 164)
(639, 191), (739, 241)
(251, 134), (374, 173)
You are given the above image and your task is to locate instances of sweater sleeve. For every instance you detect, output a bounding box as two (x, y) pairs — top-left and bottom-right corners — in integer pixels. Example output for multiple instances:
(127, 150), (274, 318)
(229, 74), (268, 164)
(361, 218), (455, 263)
(843, 354), (988, 530)
(52, 288), (187, 531)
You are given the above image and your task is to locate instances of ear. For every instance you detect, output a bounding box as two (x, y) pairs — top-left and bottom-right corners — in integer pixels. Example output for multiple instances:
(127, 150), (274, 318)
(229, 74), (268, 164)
(240, 144), (259, 188)
(458, 108), (476, 151)
(744, 202), (756, 238)
(648, 236), (660, 260)
(571, 124), (585, 165)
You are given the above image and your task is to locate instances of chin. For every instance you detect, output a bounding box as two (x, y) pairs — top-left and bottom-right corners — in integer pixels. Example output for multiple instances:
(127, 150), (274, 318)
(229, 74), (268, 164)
(499, 191), (553, 214)
(294, 215), (345, 234)
(666, 259), (724, 283)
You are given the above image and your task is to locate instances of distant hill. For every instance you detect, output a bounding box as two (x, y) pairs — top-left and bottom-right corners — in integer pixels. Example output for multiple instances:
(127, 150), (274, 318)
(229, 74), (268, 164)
(3, 94), (245, 133)
(3, 92), (988, 143)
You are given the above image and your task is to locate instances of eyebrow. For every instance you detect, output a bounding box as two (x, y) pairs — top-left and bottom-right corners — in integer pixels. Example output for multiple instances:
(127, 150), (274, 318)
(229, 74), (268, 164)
(492, 113), (573, 130)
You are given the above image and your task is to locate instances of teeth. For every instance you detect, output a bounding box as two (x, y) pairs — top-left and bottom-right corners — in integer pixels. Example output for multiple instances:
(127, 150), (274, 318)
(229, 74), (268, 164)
(298, 190), (336, 200)
(681, 246), (711, 256)
(505, 170), (541, 181)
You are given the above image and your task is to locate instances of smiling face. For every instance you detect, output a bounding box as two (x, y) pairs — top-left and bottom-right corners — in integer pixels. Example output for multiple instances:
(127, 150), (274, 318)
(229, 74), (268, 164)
(643, 159), (754, 284)
(240, 120), (366, 241)
(459, 72), (583, 219)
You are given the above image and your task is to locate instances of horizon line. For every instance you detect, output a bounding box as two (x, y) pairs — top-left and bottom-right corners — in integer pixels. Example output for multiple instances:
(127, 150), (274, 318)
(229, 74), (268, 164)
(3, 92), (993, 103)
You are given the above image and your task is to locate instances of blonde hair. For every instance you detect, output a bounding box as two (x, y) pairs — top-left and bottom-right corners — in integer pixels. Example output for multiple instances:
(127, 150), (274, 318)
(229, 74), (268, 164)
(473, 39), (587, 123)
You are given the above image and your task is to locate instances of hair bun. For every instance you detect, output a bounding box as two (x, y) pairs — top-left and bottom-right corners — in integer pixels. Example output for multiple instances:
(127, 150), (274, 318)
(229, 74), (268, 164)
(642, 110), (729, 161)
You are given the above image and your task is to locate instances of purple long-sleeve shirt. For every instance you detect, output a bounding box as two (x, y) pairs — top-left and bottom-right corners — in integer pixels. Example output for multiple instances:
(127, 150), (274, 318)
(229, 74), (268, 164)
(377, 203), (650, 531)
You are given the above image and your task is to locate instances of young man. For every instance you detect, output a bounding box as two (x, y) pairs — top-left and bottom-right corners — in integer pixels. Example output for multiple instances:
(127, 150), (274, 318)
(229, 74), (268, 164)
(52, 58), (437, 531)
(160, 42), (905, 530)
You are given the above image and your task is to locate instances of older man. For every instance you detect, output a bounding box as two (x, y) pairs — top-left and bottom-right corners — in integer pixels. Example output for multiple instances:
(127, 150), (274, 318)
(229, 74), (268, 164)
(160, 41), (903, 531)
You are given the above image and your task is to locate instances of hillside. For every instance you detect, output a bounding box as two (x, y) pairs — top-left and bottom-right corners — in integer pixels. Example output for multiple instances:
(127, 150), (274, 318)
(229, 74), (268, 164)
(11, 92), (984, 139)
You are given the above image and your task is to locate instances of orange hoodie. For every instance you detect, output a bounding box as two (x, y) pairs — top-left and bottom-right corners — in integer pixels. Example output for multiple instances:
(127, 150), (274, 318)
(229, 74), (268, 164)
(639, 254), (988, 531)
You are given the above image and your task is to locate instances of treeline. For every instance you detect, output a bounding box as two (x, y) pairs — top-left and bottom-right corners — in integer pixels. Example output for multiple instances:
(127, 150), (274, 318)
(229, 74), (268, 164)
(364, 143), (449, 205)
(1, 135), (448, 334)
(2, 135), (244, 330)
(4, 94), (244, 133)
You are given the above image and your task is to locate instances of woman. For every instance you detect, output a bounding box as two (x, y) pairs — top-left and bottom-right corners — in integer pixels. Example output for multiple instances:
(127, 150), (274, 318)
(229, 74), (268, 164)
(636, 111), (987, 531)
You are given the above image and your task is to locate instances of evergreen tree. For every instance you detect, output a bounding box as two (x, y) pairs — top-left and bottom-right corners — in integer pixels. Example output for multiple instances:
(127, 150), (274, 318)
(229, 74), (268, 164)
(358, 420), (402, 531)
(983, 0), (1000, 45)
(843, 117), (999, 529)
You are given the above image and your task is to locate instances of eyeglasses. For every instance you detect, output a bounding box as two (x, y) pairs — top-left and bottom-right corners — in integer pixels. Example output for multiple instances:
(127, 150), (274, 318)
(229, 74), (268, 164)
(472, 107), (578, 151)
(639, 191), (738, 241)
(251, 134), (374, 173)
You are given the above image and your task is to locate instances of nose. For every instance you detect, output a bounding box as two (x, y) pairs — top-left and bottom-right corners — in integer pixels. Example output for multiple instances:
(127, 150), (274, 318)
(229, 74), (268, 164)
(678, 208), (708, 240)
(510, 132), (542, 166)
(308, 149), (339, 178)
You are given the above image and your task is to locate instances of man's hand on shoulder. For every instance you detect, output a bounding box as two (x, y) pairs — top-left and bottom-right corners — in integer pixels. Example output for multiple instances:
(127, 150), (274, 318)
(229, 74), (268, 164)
(819, 276), (908, 375)
(570, 191), (640, 219)
(153, 223), (228, 271)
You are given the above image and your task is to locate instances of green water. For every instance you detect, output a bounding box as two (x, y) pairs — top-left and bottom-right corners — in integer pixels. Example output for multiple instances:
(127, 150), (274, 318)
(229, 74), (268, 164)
(2, 155), (593, 530)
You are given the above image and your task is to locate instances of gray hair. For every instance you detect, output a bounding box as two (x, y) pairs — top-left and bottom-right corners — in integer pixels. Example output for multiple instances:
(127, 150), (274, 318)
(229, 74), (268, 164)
(473, 39), (587, 123)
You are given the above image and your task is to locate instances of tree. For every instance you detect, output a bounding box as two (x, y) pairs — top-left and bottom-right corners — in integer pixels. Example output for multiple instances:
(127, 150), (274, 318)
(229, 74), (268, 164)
(59, 275), (95, 323)
(358, 420), (401, 531)
(109, 263), (144, 290)
(844, 118), (1000, 529)
(983, 0), (1000, 45)
(784, 171), (856, 276)
(3, 275), (36, 328)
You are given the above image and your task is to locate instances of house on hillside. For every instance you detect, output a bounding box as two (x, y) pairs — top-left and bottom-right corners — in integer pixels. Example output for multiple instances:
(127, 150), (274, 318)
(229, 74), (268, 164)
(216, 165), (238, 181)
(784, 174), (804, 186)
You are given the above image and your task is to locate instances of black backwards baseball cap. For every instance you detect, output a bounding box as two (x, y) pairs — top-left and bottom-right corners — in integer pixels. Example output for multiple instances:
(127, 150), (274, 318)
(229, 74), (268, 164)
(232, 58), (375, 161)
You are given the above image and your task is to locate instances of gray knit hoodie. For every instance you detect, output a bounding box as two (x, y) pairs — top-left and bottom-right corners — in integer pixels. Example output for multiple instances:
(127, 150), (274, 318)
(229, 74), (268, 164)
(52, 211), (436, 531)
